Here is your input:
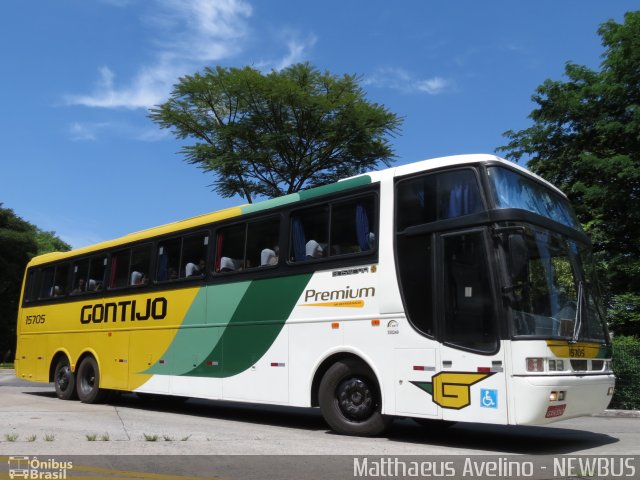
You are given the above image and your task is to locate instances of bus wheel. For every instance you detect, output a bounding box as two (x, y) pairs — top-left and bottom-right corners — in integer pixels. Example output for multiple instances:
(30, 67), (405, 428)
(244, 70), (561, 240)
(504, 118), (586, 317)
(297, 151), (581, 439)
(53, 357), (77, 401)
(319, 359), (391, 436)
(76, 356), (108, 404)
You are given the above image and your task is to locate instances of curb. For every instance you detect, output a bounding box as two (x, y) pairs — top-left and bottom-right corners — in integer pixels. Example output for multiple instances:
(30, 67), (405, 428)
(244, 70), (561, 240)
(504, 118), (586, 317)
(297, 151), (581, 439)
(594, 409), (640, 418)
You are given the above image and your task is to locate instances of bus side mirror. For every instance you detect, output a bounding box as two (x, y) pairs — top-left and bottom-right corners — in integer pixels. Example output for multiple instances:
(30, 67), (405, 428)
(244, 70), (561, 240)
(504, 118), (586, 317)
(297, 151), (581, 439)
(508, 234), (528, 282)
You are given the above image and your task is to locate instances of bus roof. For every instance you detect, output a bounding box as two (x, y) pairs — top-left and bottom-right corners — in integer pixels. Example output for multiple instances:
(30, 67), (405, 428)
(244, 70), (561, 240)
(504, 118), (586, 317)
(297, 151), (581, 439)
(28, 154), (557, 267)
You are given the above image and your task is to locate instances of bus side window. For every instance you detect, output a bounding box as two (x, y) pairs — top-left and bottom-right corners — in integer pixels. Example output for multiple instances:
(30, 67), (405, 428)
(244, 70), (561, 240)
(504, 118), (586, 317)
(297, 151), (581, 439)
(110, 249), (131, 289)
(37, 266), (55, 299)
(88, 255), (107, 292)
(71, 259), (90, 295)
(23, 269), (37, 302)
(214, 224), (245, 273)
(330, 197), (376, 256)
(181, 233), (208, 278)
(290, 206), (329, 262)
(130, 245), (151, 285)
(396, 169), (484, 231)
(157, 238), (181, 281)
(396, 235), (434, 336)
(53, 264), (70, 296)
(246, 219), (279, 269)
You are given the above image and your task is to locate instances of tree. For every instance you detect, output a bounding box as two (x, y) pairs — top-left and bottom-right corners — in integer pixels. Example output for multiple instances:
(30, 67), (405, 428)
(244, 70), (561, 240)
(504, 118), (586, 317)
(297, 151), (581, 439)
(0, 205), (70, 361)
(498, 11), (640, 335)
(149, 63), (401, 203)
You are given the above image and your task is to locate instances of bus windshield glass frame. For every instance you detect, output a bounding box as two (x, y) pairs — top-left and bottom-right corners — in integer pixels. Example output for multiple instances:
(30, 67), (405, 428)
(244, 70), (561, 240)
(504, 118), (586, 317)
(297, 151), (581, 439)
(504, 227), (609, 343)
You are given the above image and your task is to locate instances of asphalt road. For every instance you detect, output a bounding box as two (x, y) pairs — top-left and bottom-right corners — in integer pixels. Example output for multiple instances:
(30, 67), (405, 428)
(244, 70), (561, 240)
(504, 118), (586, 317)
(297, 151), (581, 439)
(1, 369), (639, 479)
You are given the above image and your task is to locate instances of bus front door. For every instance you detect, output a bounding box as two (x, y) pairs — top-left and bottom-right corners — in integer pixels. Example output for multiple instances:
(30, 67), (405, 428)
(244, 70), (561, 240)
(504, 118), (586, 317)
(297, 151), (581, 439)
(437, 229), (508, 424)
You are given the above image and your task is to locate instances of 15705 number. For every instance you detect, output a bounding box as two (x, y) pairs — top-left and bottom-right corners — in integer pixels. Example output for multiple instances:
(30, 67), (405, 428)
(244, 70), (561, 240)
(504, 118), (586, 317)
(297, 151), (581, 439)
(25, 314), (46, 325)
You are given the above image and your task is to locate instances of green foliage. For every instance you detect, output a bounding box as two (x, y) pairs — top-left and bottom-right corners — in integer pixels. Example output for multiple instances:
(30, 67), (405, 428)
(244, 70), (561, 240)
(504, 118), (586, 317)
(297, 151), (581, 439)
(610, 335), (640, 410)
(0, 204), (70, 360)
(498, 11), (640, 335)
(149, 63), (401, 203)
(608, 294), (640, 337)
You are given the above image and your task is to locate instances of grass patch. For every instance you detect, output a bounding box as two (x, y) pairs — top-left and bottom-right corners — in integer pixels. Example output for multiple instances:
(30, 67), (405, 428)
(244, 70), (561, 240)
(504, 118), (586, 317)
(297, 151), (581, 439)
(143, 433), (159, 442)
(44, 433), (55, 442)
(163, 435), (174, 442)
(0, 363), (14, 369)
(86, 434), (97, 441)
(181, 435), (191, 441)
(27, 435), (37, 442)
(4, 434), (18, 442)
(100, 433), (110, 441)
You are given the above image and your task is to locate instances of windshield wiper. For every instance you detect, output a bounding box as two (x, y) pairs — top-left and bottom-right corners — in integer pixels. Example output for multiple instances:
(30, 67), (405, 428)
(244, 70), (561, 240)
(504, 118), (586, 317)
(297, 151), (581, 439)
(570, 281), (584, 344)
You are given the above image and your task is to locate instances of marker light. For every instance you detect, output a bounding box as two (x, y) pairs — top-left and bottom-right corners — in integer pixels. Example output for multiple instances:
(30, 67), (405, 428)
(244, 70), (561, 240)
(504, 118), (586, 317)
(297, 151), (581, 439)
(527, 357), (544, 372)
(548, 359), (565, 371)
(608, 387), (615, 396)
(549, 391), (558, 401)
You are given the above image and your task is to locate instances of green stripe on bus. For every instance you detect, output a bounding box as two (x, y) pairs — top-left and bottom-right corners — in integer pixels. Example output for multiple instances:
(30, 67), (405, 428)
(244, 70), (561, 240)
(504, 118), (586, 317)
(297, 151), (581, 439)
(185, 273), (313, 378)
(298, 175), (371, 201)
(144, 282), (252, 375)
(240, 175), (371, 215)
(241, 194), (302, 215)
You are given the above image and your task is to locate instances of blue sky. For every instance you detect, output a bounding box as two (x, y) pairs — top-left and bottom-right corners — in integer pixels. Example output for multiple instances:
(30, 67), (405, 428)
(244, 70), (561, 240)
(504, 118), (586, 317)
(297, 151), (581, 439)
(1, 1), (636, 249)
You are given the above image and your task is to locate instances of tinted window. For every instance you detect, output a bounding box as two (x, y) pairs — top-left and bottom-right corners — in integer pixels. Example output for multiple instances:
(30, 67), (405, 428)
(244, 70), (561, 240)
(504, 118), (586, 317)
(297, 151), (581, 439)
(290, 196), (376, 262)
(110, 245), (151, 288)
(71, 255), (106, 294)
(442, 231), (497, 352)
(157, 238), (181, 282)
(181, 233), (208, 278)
(396, 169), (484, 231)
(215, 220), (279, 273)
(246, 219), (280, 269)
(397, 235), (434, 336)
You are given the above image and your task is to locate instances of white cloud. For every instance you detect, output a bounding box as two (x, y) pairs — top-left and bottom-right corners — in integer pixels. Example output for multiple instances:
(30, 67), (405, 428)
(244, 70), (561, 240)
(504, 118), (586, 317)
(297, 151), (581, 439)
(65, 0), (252, 110)
(273, 34), (317, 71)
(69, 122), (98, 141)
(365, 67), (451, 95)
(67, 120), (172, 142)
(415, 77), (448, 95)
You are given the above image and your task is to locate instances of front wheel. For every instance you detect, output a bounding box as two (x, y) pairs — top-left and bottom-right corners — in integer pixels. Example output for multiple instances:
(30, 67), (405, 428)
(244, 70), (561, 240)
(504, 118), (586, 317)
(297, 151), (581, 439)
(319, 359), (391, 436)
(76, 356), (109, 404)
(53, 357), (77, 400)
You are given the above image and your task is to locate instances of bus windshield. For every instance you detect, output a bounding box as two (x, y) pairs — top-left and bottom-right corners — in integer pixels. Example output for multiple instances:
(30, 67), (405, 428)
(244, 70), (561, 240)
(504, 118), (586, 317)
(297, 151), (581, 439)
(487, 166), (581, 230)
(505, 228), (608, 343)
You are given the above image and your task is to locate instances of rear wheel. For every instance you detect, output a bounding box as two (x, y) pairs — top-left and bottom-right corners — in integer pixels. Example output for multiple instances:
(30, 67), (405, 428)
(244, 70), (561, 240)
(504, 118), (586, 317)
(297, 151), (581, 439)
(53, 357), (77, 400)
(319, 359), (391, 436)
(76, 356), (109, 404)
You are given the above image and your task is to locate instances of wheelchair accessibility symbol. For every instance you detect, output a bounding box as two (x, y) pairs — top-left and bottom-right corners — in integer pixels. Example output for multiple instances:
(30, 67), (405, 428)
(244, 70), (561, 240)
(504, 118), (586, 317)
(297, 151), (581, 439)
(480, 389), (498, 408)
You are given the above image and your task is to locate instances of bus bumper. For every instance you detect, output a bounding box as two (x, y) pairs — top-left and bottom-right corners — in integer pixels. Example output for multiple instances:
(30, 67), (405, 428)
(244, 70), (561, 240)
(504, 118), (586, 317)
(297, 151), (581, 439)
(511, 374), (615, 425)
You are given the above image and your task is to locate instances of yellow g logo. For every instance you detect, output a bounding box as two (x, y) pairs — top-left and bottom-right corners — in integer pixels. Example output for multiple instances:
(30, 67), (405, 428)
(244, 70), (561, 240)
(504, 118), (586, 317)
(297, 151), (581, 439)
(411, 372), (494, 410)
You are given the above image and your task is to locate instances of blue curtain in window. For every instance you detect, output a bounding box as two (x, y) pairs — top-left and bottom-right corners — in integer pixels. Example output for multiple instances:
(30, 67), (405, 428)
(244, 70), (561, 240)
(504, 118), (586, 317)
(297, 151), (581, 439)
(448, 184), (464, 217)
(157, 251), (168, 281)
(355, 204), (370, 251)
(292, 217), (306, 262)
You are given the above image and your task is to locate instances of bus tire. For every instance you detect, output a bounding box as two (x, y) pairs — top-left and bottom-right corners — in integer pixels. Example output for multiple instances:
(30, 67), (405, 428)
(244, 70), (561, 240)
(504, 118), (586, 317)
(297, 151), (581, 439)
(76, 356), (109, 404)
(53, 357), (77, 401)
(319, 359), (391, 436)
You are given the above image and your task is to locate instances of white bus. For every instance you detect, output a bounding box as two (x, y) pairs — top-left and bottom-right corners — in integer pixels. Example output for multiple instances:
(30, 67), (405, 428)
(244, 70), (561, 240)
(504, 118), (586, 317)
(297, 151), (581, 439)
(16, 154), (614, 435)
